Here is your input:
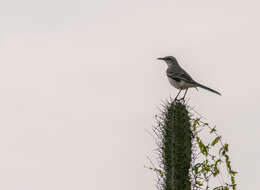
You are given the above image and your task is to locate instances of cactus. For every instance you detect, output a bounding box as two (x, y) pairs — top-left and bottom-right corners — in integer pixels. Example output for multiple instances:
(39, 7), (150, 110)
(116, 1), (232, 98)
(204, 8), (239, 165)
(161, 100), (192, 190)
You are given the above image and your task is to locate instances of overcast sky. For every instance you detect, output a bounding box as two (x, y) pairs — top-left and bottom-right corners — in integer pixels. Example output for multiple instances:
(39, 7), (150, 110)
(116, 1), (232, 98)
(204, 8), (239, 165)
(0, 0), (259, 189)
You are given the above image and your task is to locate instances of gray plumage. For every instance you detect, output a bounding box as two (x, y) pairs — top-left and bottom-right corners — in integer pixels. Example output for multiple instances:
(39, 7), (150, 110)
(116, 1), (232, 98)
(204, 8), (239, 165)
(158, 56), (221, 96)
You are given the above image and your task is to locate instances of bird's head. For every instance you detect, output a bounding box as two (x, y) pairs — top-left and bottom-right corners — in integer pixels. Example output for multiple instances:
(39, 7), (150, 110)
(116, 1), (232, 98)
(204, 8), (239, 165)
(157, 56), (178, 66)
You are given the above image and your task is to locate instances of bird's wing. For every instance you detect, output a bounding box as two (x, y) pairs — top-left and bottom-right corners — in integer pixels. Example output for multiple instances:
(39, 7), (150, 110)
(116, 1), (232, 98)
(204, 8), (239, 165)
(167, 72), (195, 83)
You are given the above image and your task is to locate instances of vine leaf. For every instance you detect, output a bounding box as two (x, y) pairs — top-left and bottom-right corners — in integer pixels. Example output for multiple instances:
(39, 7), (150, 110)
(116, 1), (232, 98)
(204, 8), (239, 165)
(211, 136), (221, 146)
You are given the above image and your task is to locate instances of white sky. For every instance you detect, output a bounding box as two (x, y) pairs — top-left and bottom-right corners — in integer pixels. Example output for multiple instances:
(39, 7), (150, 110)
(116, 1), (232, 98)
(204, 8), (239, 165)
(0, 0), (259, 189)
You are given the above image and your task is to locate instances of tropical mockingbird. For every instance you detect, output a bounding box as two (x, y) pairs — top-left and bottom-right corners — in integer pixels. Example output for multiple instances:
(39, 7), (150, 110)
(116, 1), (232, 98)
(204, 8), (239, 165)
(158, 56), (221, 99)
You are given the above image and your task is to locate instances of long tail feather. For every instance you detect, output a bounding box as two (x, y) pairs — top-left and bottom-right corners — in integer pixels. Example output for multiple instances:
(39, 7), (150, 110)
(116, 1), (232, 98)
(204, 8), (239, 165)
(194, 82), (221, 96)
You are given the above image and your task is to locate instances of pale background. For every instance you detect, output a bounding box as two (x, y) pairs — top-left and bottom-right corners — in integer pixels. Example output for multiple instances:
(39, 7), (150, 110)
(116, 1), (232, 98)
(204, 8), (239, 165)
(0, 0), (259, 189)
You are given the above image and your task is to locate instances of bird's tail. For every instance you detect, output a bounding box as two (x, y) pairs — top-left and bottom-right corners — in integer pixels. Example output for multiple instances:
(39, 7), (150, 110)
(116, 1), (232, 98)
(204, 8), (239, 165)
(194, 82), (221, 96)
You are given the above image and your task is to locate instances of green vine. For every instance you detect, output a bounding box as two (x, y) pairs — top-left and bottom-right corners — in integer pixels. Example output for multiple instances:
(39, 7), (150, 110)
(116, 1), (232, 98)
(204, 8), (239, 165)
(191, 117), (237, 190)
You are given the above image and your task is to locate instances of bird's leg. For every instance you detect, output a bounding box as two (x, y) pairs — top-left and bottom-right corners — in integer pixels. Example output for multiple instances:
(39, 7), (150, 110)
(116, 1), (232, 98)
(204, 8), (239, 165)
(174, 89), (182, 101)
(179, 89), (188, 102)
(183, 89), (188, 99)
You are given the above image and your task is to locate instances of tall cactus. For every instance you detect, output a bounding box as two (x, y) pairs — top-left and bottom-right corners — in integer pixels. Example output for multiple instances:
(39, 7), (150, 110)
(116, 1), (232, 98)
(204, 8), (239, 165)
(161, 100), (192, 190)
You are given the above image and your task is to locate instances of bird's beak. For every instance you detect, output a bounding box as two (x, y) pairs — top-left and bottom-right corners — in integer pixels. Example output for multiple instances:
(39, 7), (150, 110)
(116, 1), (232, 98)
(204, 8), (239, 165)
(157, 57), (164, 60)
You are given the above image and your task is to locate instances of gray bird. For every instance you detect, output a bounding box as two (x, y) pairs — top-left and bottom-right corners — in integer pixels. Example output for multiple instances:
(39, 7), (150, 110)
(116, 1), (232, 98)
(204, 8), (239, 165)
(158, 56), (221, 99)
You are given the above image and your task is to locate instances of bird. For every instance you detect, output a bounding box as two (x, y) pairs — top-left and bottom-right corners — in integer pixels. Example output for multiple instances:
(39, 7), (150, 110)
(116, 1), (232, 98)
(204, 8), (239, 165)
(157, 56), (221, 99)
